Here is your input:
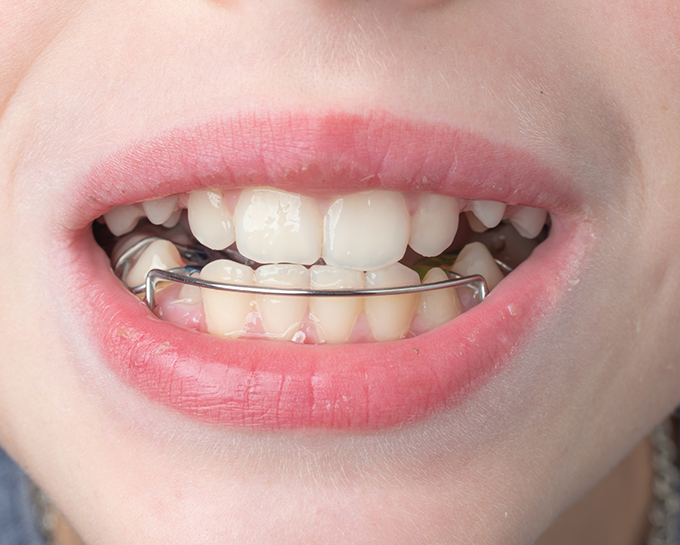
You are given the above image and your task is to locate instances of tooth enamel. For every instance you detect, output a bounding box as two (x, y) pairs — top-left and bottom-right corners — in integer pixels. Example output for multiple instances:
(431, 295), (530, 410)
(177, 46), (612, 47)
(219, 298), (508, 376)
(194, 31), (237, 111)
(418, 267), (463, 329)
(234, 188), (322, 265)
(409, 194), (459, 256)
(104, 205), (146, 236)
(364, 263), (420, 342)
(465, 211), (488, 233)
(200, 260), (255, 338)
(187, 189), (236, 251)
(451, 242), (504, 290)
(471, 200), (506, 229)
(323, 190), (410, 271)
(142, 196), (179, 225)
(178, 273), (202, 306)
(124, 239), (184, 288)
(255, 264), (309, 340)
(309, 266), (364, 343)
(509, 206), (548, 239)
(162, 210), (182, 229)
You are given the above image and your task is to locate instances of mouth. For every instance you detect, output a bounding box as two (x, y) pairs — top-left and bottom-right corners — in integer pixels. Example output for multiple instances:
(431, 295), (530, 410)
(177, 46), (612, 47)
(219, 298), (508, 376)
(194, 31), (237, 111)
(56, 110), (588, 430)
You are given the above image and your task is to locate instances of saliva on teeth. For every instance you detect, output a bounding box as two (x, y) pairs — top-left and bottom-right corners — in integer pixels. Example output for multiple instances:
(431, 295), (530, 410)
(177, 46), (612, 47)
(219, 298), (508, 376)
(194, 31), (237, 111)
(99, 187), (548, 344)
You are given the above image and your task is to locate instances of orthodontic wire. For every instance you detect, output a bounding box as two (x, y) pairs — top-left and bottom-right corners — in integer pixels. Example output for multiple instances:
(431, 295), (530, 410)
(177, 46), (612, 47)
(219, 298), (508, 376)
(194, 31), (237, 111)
(114, 236), (511, 311)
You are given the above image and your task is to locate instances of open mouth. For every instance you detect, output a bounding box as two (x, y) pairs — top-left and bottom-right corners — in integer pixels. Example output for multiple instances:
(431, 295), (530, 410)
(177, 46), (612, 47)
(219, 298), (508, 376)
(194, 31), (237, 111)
(58, 111), (586, 431)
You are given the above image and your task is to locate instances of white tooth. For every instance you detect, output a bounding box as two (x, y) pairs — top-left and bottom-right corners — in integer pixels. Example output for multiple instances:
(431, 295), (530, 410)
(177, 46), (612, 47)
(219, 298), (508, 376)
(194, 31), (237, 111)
(465, 211), (488, 233)
(162, 210), (182, 229)
(187, 189), (235, 251)
(509, 206), (548, 239)
(178, 273), (202, 306)
(409, 194), (459, 256)
(418, 268), (463, 329)
(451, 242), (504, 290)
(124, 239), (184, 288)
(309, 266), (364, 343)
(255, 264), (309, 340)
(104, 205), (145, 236)
(234, 188), (322, 265)
(142, 196), (179, 225)
(200, 260), (255, 338)
(471, 200), (506, 229)
(364, 263), (420, 342)
(323, 190), (410, 271)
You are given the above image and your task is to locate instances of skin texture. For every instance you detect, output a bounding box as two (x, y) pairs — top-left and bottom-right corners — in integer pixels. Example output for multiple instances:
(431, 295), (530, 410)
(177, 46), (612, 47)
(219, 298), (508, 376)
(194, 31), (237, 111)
(1, 1), (680, 544)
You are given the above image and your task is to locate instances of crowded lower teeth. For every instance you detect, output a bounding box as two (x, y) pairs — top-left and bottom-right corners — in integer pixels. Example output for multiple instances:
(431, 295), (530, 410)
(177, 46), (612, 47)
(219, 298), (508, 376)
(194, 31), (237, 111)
(98, 187), (548, 343)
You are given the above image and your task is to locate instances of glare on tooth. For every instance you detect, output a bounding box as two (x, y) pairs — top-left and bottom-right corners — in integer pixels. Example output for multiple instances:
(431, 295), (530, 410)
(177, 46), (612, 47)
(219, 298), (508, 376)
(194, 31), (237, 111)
(418, 268), (463, 329)
(188, 189), (235, 251)
(364, 263), (420, 342)
(255, 264), (309, 340)
(409, 194), (459, 256)
(104, 205), (146, 236)
(452, 242), (504, 290)
(309, 266), (364, 343)
(509, 206), (548, 239)
(234, 188), (322, 265)
(471, 200), (506, 229)
(124, 239), (184, 288)
(200, 260), (255, 338)
(323, 190), (410, 271)
(142, 196), (179, 225)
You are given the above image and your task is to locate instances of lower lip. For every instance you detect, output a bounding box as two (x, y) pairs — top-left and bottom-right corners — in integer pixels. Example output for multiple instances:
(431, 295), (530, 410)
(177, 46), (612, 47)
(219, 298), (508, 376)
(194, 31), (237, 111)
(60, 222), (578, 430)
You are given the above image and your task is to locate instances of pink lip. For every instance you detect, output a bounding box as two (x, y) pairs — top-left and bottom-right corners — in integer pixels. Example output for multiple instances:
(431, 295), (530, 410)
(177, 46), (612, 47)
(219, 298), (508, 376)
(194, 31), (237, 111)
(55, 110), (586, 430)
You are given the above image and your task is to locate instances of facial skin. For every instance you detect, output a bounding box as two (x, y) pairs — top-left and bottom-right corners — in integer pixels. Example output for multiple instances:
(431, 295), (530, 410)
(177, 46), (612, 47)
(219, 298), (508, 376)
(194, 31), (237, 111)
(1, 1), (680, 544)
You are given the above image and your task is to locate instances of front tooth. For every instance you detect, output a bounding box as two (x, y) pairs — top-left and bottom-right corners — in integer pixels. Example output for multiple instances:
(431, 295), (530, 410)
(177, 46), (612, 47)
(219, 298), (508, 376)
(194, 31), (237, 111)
(418, 267), (463, 329)
(509, 206), (548, 239)
(255, 264), (309, 340)
(187, 189), (235, 251)
(104, 205), (145, 236)
(364, 263), (420, 342)
(452, 242), (504, 290)
(471, 200), (506, 229)
(124, 239), (184, 288)
(142, 196), (178, 225)
(323, 190), (410, 271)
(200, 260), (255, 338)
(162, 209), (182, 229)
(409, 194), (459, 256)
(234, 188), (322, 265)
(309, 266), (364, 343)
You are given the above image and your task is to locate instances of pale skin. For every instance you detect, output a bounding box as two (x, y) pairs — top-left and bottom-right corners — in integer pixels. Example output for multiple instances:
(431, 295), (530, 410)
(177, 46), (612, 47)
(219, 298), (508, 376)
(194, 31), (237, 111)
(1, 2), (680, 544)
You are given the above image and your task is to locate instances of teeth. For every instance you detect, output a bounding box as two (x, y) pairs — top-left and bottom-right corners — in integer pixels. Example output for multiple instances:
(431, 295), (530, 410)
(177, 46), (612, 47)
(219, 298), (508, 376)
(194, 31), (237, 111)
(323, 190), (410, 271)
(104, 205), (146, 236)
(234, 188), (322, 265)
(452, 242), (504, 290)
(465, 211), (488, 233)
(471, 200), (506, 229)
(309, 266), (364, 343)
(200, 260), (255, 338)
(255, 264), (310, 340)
(509, 206), (548, 239)
(187, 189), (236, 251)
(162, 210), (182, 229)
(177, 273), (203, 306)
(418, 267), (463, 329)
(409, 194), (459, 256)
(364, 263), (420, 342)
(124, 239), (184, 288)
(142, 196), (178, 225)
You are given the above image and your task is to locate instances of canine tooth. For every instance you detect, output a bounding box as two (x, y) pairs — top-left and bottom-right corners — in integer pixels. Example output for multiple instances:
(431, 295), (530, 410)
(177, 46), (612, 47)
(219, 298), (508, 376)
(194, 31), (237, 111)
(471, 200), (506, 229)
(142, 196), (178, 225)
(162, 210), (182, 229)
(452, 242), (504, 290)
(509, 206), (548, 239)
(323, 190), (410, 271)
(364, 263), (420, 342)
(418, 268), (463, 329)
(124, 239), (184, 288)
(309, 266), (364, 343)
(187, 189), (235, 251)
(255, 264), (309, 340)
(234, 188), (322, 265)
(104, 205), (145, 236)
(409, 194), (459, 256)
(200, 260), (255, 338)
